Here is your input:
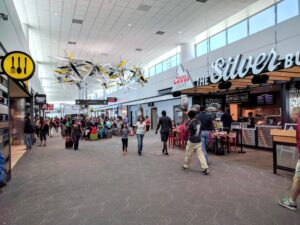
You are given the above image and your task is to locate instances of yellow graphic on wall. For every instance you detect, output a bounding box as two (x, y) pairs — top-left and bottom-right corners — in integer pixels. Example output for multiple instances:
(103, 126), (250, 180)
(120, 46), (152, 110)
(1, 51), (35, 81)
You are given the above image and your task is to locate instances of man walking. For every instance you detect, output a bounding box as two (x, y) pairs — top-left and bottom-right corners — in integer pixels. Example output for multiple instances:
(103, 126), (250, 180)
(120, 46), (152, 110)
(196, 105), (214, 163)
(182, 110), (209, 175)
(155, 110), (172, 156)
(279, 107), (300, 210)
(24, 116), (35, 150)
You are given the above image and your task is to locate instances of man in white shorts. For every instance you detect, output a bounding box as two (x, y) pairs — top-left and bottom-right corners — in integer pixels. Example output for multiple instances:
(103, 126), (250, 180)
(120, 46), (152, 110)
(279, 107), (300, 211)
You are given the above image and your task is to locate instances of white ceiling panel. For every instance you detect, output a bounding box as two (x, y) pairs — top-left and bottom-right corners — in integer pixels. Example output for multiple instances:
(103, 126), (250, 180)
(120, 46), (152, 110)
(11, 0), (258, 101)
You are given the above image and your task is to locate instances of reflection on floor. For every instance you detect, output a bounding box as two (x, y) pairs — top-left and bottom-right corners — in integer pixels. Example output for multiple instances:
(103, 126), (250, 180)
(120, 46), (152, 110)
(0, 132), (299, 225)
(11, 145), (27, 169)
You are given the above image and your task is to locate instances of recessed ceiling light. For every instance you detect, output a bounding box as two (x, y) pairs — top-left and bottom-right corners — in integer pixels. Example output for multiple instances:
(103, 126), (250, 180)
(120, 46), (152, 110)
(128, 23), (132, 27)
(137, 4), (151, 12)
(53, 40), (56, 43)
(178, 31), (182, 34)
(54, 13), (58, 16)
(72, 18), (83, 24)
(155, 31), (165, 35)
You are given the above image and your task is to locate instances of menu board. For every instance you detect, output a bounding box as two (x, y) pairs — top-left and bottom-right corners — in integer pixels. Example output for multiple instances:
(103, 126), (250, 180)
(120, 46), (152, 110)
(226, 93), (249, 104)
(257, 94), (273, 105)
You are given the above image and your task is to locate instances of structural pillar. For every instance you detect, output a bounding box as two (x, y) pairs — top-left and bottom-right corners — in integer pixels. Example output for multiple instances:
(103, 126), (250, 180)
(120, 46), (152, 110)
(180, 42), (195, 63)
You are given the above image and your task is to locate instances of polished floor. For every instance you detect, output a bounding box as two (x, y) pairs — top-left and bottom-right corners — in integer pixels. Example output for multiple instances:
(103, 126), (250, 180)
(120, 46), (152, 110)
(0, 131), (299, 225)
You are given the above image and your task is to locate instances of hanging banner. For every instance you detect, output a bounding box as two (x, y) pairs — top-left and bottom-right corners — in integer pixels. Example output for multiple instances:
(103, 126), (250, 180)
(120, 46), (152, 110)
(172, 64), (195, 92)
(1, 51), (35, 81)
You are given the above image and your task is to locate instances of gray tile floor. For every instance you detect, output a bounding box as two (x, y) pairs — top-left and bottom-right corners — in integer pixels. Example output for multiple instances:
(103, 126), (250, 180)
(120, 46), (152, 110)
(0, 131), (299, 225)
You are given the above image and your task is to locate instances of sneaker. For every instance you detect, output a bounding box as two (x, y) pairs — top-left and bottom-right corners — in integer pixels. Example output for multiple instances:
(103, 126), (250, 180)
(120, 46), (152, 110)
(182, 166), (190, 171)
(164, 152), (169, 156)
(279, 198), (297, 211)
(201, 169), (210, 175)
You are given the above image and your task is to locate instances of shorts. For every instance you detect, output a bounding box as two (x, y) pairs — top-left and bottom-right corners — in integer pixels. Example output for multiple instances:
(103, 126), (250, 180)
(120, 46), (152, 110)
(295, 160), (300, 178)
(160, 132), (169, 142)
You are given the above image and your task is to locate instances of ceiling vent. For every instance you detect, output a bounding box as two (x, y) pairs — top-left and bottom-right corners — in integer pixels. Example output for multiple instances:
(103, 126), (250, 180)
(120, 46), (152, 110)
(137, 4), (152, 12)
(72, 19), (83, 24)
(68, 41), (76, 45)
(135, 48), (143, 51)
(101, 53), (109, 57)
(155, 31), (165, 35)
(196, 0), (208, 2)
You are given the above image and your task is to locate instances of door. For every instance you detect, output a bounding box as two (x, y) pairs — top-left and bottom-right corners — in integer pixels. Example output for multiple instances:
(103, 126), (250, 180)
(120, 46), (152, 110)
(151, 108), (157, 129)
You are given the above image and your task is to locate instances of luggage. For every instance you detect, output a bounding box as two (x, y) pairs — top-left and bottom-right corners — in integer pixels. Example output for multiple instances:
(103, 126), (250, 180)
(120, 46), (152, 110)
(107, 129), (113, 138)
(65, 137), (74, 149)
(90, 134), (98, 141)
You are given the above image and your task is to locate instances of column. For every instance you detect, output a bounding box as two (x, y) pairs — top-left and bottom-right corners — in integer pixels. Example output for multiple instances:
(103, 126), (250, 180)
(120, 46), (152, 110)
(180, 42), (195, 63)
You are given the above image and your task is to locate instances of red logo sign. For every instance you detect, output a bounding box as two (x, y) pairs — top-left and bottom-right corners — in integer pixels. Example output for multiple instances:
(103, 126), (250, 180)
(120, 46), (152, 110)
(174, 74), (190, 85)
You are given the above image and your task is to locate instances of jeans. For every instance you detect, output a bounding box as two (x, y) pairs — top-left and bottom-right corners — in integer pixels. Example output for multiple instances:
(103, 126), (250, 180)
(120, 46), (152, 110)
(136, 134), (144, 154)
(73, 135), (80, 150)
(122, 138), (128, 151)
(24, 133), (32, 150)
(200, 131), (209, 163)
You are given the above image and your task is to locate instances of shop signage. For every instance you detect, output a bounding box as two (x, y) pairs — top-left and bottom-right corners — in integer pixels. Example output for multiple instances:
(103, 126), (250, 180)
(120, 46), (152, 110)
(0, 51), (35, 81)
(75, 99), (108, 105)
(209, 48), (300, 84)
(107, 97), (117, 103)
(226, 93), (249, 104)
(47, 104), (54, 110)
(172, 64), (195, 92)
(35, 94), (47, 104)
(42, 104), (48, 110)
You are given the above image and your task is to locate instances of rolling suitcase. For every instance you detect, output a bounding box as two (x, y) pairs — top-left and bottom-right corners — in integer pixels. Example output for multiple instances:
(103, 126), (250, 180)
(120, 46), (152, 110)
(65, 137), (74, 149)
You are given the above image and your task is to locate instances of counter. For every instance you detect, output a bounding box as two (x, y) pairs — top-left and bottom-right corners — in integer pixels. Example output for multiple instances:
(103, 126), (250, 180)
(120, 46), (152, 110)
(257, 125), (281, 149)
(270, 129), (298, 174)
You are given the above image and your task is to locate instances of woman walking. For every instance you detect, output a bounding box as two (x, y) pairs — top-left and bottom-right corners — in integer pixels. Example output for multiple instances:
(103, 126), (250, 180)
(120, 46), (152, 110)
(135, 116), (147, 156)
(39, 117), (49, 146)
(121, 123), (129, 155)
(71, 121), (82, 150)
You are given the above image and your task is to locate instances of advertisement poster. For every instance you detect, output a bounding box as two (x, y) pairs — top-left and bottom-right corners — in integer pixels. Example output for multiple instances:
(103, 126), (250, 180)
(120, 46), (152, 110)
(289, 88), (300, 122)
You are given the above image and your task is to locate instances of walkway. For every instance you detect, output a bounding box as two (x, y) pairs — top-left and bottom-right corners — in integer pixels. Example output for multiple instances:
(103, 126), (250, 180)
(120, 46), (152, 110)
(0, 132), (299, 225)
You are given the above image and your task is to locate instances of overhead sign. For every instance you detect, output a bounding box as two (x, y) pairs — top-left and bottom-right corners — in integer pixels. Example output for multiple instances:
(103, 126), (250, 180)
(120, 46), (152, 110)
(75, 99), (108, 105)
(226, 93), (249, 104)
(1, 51), (35, 81)
(209, 48), (300, 85)
(172, 64), (195, 92)
(47, 104), (54, 110)
(35, 94), (47, 104)
(107, 97), (117, 103)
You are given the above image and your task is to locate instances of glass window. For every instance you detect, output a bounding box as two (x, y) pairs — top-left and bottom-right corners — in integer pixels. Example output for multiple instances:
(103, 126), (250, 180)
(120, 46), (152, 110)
(277, 0), (299, 23)
(210, 31), (226, 51)
(171, 55), (177, 67)
(195, 39), (209, 57)
(149, 66), (155, 76)
(176, 54), (181, 65)
(249, 6), (275, 35)
(227, 20), (248, 44)
(155, 63), (163, 74)
(163, 58), (171, 71)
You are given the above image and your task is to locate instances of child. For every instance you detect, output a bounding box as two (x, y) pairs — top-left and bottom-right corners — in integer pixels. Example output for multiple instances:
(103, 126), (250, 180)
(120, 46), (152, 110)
(121, 123), (129, 155)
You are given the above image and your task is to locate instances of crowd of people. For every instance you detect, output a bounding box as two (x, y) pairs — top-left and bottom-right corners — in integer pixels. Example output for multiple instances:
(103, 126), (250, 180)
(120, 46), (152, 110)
(22, 106), (300, 211)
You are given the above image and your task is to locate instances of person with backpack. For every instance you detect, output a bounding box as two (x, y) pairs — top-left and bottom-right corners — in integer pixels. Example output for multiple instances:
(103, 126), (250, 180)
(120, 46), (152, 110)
(24, 116), (35, 150)
(182, 110), (209, 175)
(38, 117), (49, 146)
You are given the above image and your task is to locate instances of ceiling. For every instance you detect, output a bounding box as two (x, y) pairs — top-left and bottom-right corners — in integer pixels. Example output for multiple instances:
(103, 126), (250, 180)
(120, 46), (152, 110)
(11, 0), (257, 102)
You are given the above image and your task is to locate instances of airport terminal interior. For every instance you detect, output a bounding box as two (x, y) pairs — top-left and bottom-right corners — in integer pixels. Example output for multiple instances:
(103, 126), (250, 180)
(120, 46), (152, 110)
(1, 0), (300, 224)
